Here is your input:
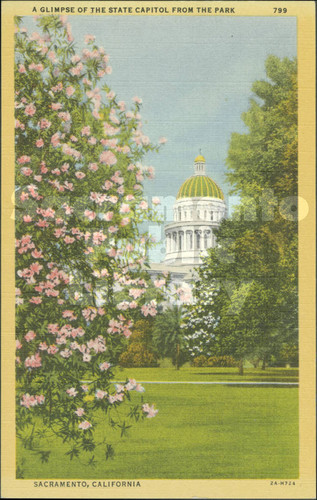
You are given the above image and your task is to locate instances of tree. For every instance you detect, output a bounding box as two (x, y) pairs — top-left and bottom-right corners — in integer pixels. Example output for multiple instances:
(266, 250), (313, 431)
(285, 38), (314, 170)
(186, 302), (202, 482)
(182, 56), (298, 372)
(15, 15), (164, 468)
(152, 306), (187, 369)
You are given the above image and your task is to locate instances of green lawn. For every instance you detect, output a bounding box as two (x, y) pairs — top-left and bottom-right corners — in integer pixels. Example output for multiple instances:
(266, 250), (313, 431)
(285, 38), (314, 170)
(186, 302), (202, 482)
(114, 365), (299, 383)
(18, 371), (299, 479)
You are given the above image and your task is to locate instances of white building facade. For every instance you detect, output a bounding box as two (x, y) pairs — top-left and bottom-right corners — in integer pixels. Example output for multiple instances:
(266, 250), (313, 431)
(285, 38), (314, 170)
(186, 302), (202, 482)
(164, 155), (226, 266)
(150, 155), (227, 284)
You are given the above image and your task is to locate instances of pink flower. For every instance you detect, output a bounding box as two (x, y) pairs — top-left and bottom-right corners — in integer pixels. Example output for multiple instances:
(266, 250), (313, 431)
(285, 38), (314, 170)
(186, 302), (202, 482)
(103, 123), (119, 136)
(99, 150), (117, 166)
(75, 172), (86, 179)
(20, 393), (45, 409)
(139, 200), (148, 210)
(31, 249), (43, 258)
(36, 139), (44, 148)
(16, 340), (22, 350)
(17, 155), (31, 164)
(142, 403), (158, 418)
(25, 103), (36, 116)
(66, 86), (75, 97)
(129, 288), (144, 299)
(102, 180), (113, 191)
(78, 421), (92, 430)
(81, 126), (91, 136)
(81, 385), (89, 392)
(75, 408), (85, 416)
(60, 349), (72, 358)
(107, 91), (116, 100)
(64, 236), (75, 244)
(88, 163), (98, 171)
(24, 353), (42, 369)
(66, 23), (73, 43)
(103, 211), (113, 222)
(70, 63), (83, 76)
(95, 389), (107, 400)
(47, 345), (59, 355)
(29, 297), (42, 304)
(120, 217), (130, 227)
(51, 102), (62, 110)
(51, 133), (61, 147)
(21, 167), (33, 176)
(71, 54), (81, 64)
(58, 111), (71, 122)
(48, 51), (57, 63)
(18, 64), (26, 73)
(84, 210), (96, 221)
(66, 387), (78, 397)
(99, 362), (111, 371)
(152, 197), (161, 205)
(85, 34), (95, 44)
(159, 137), (167, 144)
(154, 279), (166, 288)
(119, 203), (130, 214)
(133, 96), (142, 104)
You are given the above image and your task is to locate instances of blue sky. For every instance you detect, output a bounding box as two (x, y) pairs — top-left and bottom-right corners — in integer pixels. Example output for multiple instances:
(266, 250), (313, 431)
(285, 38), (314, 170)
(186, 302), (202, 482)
(24, 15), (297, 261)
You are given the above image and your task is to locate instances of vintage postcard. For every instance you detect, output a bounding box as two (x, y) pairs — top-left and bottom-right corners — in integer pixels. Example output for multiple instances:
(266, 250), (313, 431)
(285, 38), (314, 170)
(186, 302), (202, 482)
(1, 1), (316, 498)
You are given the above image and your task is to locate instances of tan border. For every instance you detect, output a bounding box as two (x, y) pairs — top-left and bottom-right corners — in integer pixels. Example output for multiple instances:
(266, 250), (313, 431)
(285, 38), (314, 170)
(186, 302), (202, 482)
(1, 1), (315, 498)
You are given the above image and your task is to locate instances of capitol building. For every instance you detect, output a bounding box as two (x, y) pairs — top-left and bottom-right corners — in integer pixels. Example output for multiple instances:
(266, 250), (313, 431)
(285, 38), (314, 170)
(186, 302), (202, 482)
(150, 154), (227, 283)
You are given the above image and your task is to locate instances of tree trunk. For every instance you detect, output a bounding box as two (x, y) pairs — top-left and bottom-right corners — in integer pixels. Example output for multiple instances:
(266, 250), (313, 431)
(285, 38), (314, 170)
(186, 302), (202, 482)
(238, 359), (244, 376)
(176, 343), (180, 370)
(261, 358), (266, 370)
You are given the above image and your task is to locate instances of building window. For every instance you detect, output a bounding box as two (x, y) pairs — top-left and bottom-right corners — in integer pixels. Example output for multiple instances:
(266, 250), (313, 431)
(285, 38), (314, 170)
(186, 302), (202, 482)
(204, 232), (208, 248)
(197, 210), (200, 219)
(196, 232), (200, 249)
(210, 211), (213, 221)
(184, 211), (187, 220)
(204, 210), (207, 219)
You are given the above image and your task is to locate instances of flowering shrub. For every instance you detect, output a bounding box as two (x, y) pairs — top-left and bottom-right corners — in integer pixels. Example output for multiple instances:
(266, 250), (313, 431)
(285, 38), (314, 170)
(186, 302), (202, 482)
(181, 261), (217, 358)
(15, 15), (164, 467)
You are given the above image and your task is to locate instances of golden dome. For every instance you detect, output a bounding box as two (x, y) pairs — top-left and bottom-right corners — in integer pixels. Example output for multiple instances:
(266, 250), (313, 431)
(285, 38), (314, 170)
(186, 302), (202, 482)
(177, 175), (224, 200)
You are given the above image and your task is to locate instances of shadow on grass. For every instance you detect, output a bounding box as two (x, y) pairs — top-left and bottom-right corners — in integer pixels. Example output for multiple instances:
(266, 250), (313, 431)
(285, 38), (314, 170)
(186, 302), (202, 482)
(225, 383), (298, 388)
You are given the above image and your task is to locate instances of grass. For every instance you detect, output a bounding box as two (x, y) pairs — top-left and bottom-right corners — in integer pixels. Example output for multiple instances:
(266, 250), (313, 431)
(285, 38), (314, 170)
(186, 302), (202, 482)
(18, 369), (299, 479)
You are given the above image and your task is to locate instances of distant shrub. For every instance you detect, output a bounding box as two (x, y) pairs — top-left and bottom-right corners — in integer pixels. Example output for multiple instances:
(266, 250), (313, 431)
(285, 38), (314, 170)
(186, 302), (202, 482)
(207, 356), (238, 367)
(191, 355), (237, 367)
(119, 343), (159, 367)
(118, 319), (159, 367)
(191, 355), (209, 367)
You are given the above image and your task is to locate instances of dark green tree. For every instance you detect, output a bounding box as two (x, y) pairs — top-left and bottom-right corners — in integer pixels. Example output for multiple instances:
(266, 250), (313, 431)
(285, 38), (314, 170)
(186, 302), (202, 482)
(152, 306), (187, 369)
(182, 56), (298, 372)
